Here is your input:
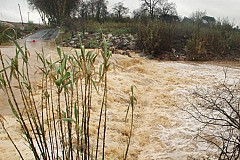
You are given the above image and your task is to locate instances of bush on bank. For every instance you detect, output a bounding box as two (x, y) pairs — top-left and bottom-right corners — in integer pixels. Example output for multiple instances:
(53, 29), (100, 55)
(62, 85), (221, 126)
(135, 19), (240, 60)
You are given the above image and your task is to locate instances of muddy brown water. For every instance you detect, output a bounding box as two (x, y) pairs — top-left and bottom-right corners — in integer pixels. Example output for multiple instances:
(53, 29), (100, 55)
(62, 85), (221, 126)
(1, 39), (240, 159)
(1, 40), (240, 117)
(0, 40), (57, 116)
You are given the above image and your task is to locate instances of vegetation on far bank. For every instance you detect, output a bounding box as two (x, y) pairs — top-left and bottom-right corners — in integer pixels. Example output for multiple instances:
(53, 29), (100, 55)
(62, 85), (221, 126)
(25, 0), (240, 61)
(2, 0), (240, 60)
(56, 17), (240, 61)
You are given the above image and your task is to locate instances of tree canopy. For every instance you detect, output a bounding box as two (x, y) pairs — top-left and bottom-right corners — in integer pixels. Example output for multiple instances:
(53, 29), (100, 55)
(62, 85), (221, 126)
(77, 0), (108, 22)
(112, 2), (129, 20)
(27, 0), (81, 25)
(140, 0), (177, 19)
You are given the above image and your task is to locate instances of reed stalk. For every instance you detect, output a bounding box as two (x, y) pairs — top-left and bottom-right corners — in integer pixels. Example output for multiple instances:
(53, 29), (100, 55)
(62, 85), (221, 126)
(0, 35), (136, 160)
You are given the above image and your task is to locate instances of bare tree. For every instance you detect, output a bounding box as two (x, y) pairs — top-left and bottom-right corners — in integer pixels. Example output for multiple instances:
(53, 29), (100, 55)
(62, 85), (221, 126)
(140, 0), (160, 19)
(186, 82), (240, 159)
(78, 1), (89, 19)
(140, 0), (177, 20)
(112, 2), (129, 20)
(88, 0), (97, 19)
(157, 0), (177, 15)
(95, 0), (108, 22)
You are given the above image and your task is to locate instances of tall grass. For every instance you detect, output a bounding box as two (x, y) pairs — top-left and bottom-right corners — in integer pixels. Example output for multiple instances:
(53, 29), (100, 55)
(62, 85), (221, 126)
(0, 36), (136, 159)
(0, 27), (18, 44)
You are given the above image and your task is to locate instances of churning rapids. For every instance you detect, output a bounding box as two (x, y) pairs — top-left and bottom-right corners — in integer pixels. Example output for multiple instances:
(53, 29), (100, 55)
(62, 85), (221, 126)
(1, 40), (240, 160)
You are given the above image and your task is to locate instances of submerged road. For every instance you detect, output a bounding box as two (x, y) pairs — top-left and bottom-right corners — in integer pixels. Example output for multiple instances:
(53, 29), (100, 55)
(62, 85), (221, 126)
(24, 28), (59, 41)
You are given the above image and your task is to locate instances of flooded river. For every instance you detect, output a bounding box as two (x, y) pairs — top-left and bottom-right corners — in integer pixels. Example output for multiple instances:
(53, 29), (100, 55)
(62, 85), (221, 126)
(1, 39), (240, 159)
(0, 39), (57, 115)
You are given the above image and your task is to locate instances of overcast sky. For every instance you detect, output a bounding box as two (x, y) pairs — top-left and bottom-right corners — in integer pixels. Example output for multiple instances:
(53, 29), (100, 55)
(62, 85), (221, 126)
(0, 0), (240, 26)
(0, 0), (41, 23)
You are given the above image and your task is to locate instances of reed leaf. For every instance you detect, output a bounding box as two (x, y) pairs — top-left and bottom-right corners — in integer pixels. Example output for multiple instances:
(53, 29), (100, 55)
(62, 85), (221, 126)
(62, 118), (76, 123)
(8, 99), (19, 119)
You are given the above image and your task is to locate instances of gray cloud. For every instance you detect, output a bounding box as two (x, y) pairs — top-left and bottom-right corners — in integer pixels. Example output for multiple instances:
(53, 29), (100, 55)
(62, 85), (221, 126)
(174, 0), (240, 24)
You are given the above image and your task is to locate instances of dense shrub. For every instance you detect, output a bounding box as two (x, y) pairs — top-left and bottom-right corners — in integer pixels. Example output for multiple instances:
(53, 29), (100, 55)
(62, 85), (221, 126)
(136, 21), (176, 55)
(135, 19), (240, 60)
(185, 23), (240, 60)
(227, 30), (240, 50)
